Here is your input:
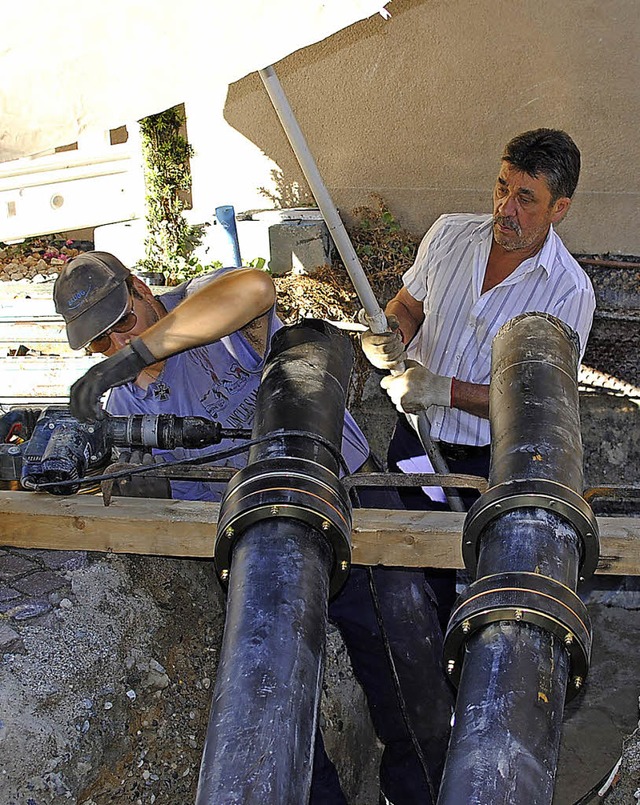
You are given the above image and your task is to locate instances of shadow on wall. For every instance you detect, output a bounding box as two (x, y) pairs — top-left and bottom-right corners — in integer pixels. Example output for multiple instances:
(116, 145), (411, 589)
(222, 0), (640, 253)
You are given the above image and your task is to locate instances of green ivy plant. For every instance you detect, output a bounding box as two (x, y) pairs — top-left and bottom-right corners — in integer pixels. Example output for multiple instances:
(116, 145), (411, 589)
(137, 106), (268, 284)
(137, 105), (206, 283)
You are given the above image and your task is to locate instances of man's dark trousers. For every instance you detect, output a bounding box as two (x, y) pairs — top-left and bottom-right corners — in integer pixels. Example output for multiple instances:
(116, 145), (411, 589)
(309, 480), (454, 804)
(387, 413), (491, 632)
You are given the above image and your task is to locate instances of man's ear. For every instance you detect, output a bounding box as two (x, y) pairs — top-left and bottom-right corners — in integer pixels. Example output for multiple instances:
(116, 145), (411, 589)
(551, 196), (572, 224)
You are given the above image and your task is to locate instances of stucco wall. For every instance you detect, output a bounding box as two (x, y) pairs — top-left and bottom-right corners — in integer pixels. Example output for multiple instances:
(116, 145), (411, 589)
(221, 0), (640, 255)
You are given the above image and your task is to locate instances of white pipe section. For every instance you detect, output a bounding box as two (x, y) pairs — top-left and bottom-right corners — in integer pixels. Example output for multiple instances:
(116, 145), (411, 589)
(259, 65), (387, 335)
(258, 64), (465, 511)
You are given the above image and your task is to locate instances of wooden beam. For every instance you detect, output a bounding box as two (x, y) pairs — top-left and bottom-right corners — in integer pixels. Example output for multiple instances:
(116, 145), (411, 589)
(0, 491), (218, 558)
(351, 508), (466, 569)
(351, 508), (640, 576)
(0, 491), (638, 576)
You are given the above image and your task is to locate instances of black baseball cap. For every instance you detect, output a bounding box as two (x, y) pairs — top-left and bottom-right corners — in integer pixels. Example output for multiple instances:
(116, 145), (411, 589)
(53, 251), (131, 349)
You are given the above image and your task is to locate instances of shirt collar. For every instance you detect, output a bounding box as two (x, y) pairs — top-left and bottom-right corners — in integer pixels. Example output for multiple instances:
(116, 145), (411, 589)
(470, 216), (494, 242)
(534, 225), (557, 275)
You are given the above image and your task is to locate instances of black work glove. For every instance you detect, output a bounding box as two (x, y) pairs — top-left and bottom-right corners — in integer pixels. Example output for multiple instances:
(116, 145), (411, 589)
(101, 450), (172, 503)
(70, 338), (157, 422)
(102, 450), (171, 498)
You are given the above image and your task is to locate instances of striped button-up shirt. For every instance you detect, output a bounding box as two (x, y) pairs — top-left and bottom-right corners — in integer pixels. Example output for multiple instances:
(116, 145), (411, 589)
(403, 213), (596, 446)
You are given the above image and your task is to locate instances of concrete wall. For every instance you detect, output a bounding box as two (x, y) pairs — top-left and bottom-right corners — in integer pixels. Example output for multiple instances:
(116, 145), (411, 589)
(219, 0), (640, 255)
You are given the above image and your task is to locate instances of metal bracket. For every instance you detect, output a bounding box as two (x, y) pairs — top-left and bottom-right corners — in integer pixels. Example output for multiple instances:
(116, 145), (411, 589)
(463, 479), (600, 580)
(443, 570), (592, 700)
(342, 471), (487, 493)
(215, 457), (352, 597)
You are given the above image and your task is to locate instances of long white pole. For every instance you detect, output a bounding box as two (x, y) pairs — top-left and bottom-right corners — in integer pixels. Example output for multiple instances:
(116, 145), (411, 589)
(258, 64), (465, 511)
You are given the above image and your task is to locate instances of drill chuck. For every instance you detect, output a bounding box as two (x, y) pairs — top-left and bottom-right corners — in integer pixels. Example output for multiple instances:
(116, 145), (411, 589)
(107, 414), (223, 450)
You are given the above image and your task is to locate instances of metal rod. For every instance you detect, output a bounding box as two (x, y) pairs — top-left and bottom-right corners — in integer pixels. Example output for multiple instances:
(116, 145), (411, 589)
(258, 64), (465, 512)
(259, 65), (385, 333)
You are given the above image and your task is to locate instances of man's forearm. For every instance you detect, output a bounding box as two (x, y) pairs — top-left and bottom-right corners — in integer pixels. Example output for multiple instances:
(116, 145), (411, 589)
(141, 269), (275, 359)
(384, 286), (425, 345)
(451, 378), (490, 419)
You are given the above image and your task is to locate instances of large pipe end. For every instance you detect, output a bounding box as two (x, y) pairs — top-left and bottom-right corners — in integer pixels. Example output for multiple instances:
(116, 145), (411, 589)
(490, 312), (584, 491)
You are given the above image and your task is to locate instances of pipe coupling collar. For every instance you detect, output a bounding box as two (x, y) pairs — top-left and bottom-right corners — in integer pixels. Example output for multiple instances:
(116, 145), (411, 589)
(214, 457), (352, 597)
(463, 479), (600, 580)
(443, 571), (592, 700)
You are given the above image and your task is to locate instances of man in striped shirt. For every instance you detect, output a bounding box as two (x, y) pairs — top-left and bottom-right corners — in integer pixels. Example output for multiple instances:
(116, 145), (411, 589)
(361, 128), (595, 625)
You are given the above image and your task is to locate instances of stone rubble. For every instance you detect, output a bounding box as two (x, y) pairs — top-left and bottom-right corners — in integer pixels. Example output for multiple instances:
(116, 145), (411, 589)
(0, 545), (380, 804)
(0, 240), (88, 284)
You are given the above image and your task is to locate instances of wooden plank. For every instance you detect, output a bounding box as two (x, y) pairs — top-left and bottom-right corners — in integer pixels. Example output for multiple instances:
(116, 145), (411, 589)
(352, 508), (467, 569)
(351, 508), (640, 576)
(0, 492), (218, 558)
(0, 490), (638, 575)
(0, 321), (73, 352)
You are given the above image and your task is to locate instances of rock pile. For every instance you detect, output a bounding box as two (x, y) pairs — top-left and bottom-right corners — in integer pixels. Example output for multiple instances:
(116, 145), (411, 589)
(0, 548), (379, 804)
(0, 239), (89, 284)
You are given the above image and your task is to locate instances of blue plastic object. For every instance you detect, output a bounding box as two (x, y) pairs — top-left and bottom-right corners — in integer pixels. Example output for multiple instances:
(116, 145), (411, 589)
(215, 205), (242, 267)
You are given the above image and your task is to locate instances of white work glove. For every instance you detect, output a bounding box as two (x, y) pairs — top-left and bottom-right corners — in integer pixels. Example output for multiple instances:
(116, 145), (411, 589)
(380, 360), (452, 414)
(358, 310), (406, 370)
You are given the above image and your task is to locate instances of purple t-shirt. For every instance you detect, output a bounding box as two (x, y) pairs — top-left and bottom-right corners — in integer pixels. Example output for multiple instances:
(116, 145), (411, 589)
(106, 270), (369, 501)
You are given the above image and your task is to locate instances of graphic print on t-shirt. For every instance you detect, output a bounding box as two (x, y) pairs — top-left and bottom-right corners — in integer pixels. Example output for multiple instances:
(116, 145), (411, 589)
(188, 346), (254, 423)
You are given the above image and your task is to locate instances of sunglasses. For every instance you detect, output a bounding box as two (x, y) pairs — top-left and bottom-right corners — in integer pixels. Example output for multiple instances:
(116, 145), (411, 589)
(87, 299), (138, 353)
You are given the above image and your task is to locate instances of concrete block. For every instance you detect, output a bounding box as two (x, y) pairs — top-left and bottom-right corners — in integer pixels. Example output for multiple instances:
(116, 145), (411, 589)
(268, 220), (332, 276)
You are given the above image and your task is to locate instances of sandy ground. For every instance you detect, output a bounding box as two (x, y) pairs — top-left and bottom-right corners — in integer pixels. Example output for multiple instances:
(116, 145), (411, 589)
(555, 586), (640, 804)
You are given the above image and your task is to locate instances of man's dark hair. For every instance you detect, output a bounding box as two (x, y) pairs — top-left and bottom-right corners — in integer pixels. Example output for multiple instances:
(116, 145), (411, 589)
(502, 128), (581, 201)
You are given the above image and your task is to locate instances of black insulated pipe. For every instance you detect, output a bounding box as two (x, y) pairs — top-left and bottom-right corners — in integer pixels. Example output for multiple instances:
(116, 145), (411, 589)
(440, 313), (600, 805)
(197, 320), (354, 805)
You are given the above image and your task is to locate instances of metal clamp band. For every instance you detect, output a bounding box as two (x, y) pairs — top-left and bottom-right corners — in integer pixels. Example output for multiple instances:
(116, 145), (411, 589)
(462, 479), (600, 580)
(443, 571), (592, 700)
(215, 457), (352, 597)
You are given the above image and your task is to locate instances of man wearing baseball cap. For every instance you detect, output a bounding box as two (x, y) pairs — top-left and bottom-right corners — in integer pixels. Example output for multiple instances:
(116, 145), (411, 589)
(54, 251), (136, 350)
(52, 250), (454, 804)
